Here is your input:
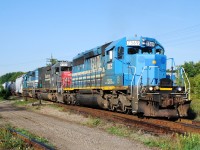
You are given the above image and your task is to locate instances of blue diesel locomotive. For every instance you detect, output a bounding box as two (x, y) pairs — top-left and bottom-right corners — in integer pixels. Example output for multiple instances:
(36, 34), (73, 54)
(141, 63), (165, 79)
(63, 36), (191, 118)
(21, 36), (191, 118)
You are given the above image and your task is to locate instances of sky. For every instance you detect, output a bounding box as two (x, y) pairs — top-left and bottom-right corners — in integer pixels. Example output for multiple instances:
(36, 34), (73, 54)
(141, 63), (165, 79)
(0, 0), (200, 76)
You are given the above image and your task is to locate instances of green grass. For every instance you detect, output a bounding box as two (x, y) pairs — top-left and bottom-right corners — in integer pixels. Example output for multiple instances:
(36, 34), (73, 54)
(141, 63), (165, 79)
(190, 94), (200, 120)
(84, 116), (200, 150)
(13, 98), (38, 106)
(143, 136), (171, 149)
(85, 117), (103, 127)
(0, 127), (30, 149)
(14, 128), (49, 144)
(0, 123), (53, 149)
(177, 133), (200, 150)
(144, 133), (200, 150)
(106, 125), (130, 137)
(8, 126), (54, 148)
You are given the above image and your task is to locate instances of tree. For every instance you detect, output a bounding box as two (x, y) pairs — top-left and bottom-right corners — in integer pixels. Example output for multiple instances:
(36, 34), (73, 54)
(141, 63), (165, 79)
(182, 61), (200, 78)
(190, 74), (200, 98)
(0, 72), (24, 84)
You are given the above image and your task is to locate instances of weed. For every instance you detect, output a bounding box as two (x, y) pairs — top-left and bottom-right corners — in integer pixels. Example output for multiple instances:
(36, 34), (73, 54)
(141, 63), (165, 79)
(190, 94), (200, 120)
(106, 125), (130, 137)
(13, 99), (38, 106)
(176, 133), (200, 150)
(143, 133), (200, 150)
(13, 127), (51, 146)
(86, 118), (102, 127)
(0, 127), (29, 149)
(0, 124), (54, 149)
(48, 104), (65, 112)
(143, 136), (172, 149)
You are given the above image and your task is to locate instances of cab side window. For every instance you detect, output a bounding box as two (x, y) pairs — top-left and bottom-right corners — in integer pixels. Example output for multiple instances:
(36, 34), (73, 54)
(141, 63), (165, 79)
(107, 50), (113, 62)
(128, 48), (139, 54)
(117, 46), (124, 59)
(55, 67), (59, 74)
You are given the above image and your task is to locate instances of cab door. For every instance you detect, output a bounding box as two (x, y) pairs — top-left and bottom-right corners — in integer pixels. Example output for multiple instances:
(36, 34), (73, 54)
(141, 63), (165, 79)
(102, 47), (115, 86)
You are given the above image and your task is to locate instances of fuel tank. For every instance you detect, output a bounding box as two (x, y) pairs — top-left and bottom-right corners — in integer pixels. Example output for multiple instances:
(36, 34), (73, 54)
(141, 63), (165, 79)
(76, 94), (108, 109)
(40, 93), (52, 100)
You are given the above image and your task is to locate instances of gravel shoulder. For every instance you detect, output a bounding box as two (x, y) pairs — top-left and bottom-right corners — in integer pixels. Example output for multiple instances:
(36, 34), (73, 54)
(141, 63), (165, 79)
(0, 100), (151, 150)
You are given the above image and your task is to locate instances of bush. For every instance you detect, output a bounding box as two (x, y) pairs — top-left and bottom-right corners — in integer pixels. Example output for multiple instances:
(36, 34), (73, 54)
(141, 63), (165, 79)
(190, 74), (200, 98)
(176, 133), (200, 150)
(0, 89), (11, 100)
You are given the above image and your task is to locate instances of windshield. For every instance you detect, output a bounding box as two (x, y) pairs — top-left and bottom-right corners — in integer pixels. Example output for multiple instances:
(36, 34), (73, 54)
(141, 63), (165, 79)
(128, 47), (164, 55)
(61, 67), (71, 71)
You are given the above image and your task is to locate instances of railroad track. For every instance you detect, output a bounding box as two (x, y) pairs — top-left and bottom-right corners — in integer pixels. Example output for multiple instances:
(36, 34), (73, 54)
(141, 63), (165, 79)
(0, 127), (55, 150)
(54, 103), (200, 135)
(17, 97), (200, 136)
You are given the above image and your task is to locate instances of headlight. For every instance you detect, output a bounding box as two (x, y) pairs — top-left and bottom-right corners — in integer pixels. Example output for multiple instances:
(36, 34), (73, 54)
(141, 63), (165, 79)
(154, 86), (159, 90)
(149, 87), (153, 91)
(177, 87), (182, 91)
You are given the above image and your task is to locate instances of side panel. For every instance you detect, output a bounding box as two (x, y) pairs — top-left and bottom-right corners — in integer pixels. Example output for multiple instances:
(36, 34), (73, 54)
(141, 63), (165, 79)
(38, 67), (51, 89)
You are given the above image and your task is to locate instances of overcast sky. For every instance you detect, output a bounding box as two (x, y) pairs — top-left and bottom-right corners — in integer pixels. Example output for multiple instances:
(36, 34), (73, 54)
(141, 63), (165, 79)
(0, 0), (200, 76)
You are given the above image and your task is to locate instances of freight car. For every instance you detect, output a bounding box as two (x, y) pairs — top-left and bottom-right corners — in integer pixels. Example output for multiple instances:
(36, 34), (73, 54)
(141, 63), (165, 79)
(22, 36), (191, 118)
(15, 75), (24, 95)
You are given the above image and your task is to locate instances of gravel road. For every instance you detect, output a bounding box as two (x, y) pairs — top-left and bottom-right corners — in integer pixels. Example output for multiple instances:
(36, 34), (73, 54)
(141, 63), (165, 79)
(0, 101), (151, 150)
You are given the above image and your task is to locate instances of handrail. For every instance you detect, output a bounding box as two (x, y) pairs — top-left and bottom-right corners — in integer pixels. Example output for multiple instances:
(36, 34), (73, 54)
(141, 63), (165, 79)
(181, 67), (191, 100)
(129, 66), (136, 96)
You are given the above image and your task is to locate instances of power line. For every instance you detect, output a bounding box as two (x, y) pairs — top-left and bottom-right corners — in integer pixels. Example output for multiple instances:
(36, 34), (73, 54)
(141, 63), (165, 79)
(155, 23), (200, 38)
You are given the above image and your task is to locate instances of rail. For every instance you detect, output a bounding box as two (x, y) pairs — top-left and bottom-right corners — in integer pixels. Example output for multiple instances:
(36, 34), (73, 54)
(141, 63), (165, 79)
(8, 128), (55, 150)
(55, 103), (200, 135)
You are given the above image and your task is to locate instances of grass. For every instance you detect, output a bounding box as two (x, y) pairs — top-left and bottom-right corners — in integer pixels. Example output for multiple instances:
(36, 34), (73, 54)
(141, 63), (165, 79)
(0, 97), (3, 101)
(106, 125), (130, 137)
(1, 124), (54, 149)
(144, 133), (200, 150)
(85, 117), (103, 127)
(190, 94), (200, 120)
(0, 125), (31, 149)
(4, 95), (200, 150)
(48, 103), (65, 112)
(13, 127), (52, 147)
(84, 117), (200, 150)
(13, 98), (38, 106)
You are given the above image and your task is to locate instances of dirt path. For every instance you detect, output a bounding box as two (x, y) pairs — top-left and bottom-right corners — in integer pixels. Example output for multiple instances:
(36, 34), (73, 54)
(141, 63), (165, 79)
(0, 101), (151, 150)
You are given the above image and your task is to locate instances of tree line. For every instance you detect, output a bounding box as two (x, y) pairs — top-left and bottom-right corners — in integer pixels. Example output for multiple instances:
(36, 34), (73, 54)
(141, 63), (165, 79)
(0, 72), (24, 99)
(0, 72), (24, 85)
